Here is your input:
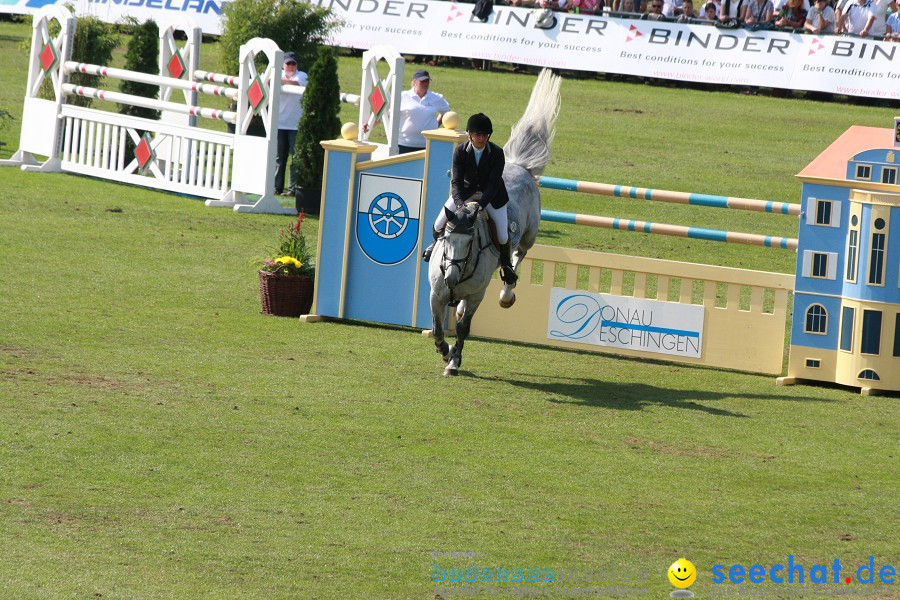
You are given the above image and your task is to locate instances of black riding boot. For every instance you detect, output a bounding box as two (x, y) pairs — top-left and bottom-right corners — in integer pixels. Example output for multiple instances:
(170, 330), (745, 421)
(499, 241), (518, 285)
(422, 227), (442, 262)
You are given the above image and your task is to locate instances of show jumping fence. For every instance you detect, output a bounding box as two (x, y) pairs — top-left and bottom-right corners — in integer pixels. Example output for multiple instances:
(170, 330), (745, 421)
(464, 174), (801, 374)
(1, 7), (381, 214)
(308, 128), (799, 376)
(537, 175), (800, 250)
(538, 176), (802, 215)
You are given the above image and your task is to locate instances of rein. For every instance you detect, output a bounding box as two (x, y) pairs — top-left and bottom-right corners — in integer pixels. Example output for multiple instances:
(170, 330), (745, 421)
(439, 211), (494, 299)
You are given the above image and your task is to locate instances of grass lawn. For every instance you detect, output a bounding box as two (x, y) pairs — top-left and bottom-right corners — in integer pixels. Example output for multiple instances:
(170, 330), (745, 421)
(1, 17), (898, 600)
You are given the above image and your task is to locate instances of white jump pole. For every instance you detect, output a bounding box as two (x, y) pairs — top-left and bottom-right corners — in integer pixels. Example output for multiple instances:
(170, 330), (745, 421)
(65, 62), (239, 100)
(61, 83), (238, 123)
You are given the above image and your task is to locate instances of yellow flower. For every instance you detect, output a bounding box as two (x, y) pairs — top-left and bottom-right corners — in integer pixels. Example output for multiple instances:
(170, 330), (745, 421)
(275, 256), (303, 268)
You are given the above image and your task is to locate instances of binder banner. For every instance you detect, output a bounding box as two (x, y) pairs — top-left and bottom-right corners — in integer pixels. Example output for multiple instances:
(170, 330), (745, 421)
(317, 0), (898, 99)
(3, 0), (896, 98)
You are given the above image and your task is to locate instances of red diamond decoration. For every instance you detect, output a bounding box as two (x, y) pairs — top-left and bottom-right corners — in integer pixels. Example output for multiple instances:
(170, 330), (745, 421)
(135, 133), (155, 174)
(626, 24), (642, 43)
(167, 49), (186, 79)
(368, 80), (388, 121)
(39, 42), (58, 74)
(247, 75), (268, 114)
(447, 1), (464, 21)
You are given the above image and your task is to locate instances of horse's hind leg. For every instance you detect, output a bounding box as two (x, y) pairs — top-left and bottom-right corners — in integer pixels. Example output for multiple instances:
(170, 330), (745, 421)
(499, 237), (534, 309)
(499, 246), (526, 309)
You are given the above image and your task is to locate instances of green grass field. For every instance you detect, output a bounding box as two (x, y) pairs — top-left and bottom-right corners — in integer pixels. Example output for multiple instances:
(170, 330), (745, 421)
(1, 17), (898, 600)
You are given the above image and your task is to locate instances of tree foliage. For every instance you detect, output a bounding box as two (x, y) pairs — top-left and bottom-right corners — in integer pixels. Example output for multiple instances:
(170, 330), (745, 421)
(119, 19), (160, 120)
(67, 17), (119, 108)
(294, 46), (341, 190)
(218, 0), (337, 77)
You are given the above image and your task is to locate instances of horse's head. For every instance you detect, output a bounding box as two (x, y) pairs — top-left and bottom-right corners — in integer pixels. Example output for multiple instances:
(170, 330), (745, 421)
(440, 205), (478, 289)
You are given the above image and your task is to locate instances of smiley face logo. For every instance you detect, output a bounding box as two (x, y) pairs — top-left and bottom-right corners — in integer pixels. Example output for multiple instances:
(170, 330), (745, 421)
(668, 558), (697, 589)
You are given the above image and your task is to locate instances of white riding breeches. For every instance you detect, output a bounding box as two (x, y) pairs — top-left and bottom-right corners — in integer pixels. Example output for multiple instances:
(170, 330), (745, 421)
(433, 195), (509, 245)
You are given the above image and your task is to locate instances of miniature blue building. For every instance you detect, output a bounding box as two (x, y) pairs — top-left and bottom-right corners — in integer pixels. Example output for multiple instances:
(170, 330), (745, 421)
(780, 120), (900, 395)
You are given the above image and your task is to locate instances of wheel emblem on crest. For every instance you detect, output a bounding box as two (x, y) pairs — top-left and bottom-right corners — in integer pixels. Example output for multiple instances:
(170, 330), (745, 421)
(355, 175), (422, 266)
(368, 192), (409, 239)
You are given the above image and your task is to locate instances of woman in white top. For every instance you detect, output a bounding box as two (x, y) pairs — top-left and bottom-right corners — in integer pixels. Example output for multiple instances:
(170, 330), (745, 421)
(275, 51), (308, 195)
(397, 70), (451, 154)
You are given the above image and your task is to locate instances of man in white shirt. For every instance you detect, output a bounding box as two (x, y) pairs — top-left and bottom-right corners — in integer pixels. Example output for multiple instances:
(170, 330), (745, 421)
(805, 0), (835, 32)
(276, 51), (308, 195)
(397, 70), (451, 154)
(839, 0), (876, 34)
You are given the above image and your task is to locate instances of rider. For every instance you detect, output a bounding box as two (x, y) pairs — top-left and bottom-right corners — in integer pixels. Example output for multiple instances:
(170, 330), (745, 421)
(422, 113), (517, 285)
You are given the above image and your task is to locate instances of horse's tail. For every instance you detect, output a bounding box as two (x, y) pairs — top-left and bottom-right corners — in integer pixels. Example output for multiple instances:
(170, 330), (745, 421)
(502, 68), (562, 178)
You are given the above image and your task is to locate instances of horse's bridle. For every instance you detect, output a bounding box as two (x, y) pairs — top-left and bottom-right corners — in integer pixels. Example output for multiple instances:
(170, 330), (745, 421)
(439, 209), (494, 296)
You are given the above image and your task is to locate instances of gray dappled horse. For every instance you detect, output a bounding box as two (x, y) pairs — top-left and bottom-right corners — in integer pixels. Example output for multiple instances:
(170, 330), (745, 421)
(428, 69), (562, 376)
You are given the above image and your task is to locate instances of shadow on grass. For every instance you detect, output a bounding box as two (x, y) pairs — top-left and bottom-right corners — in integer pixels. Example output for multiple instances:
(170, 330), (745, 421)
(467, 369), (837, 417)
(470, 372), (752, 416)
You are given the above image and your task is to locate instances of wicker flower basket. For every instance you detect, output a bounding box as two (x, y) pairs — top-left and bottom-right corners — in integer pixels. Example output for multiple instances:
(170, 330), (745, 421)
(258, 270), (314, 317)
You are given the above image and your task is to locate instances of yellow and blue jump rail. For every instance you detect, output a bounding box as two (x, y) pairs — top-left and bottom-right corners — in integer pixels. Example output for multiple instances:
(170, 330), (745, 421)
(538, 176), (802, 216)
(540, 210), (798, 250)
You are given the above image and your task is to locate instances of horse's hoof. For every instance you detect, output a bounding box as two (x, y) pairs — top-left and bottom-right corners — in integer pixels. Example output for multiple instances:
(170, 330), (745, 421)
(444, 358), (460, 376)
(499, 292), (516, 309)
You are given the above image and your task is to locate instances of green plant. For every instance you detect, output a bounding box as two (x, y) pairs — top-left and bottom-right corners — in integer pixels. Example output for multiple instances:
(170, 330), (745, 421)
(217, 0), (337, 77)
(294, 46), (340, 190)
(262, 211), (315, 277)
(118, 18), (159, 121)
(65, 16), (119, 108)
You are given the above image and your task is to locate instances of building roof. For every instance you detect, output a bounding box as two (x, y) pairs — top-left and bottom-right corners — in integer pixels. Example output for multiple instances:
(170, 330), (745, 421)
(797, 126), (895, 180)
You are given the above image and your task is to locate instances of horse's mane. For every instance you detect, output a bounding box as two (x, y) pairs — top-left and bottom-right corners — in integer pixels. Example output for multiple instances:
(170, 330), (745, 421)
(502, 69), (562, 178)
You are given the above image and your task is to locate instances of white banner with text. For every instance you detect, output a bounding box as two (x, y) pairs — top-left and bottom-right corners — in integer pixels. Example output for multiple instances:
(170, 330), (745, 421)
(547, 289), (705, 359)
(3, 0), (896, 97)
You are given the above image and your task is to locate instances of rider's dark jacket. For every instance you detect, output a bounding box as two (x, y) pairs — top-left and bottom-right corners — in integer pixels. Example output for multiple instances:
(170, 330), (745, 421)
(450, 140), (509, 210)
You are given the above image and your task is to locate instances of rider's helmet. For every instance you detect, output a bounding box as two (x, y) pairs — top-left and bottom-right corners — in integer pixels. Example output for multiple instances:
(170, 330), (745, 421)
(466, 113), (493, 135)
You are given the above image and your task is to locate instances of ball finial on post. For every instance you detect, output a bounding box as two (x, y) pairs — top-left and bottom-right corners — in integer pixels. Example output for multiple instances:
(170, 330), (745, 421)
(341, 122), (359, 140)
(442, 111), (460, 130)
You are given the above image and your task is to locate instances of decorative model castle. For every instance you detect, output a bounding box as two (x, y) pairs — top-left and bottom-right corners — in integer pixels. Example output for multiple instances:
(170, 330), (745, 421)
(779, 117), (900, 395)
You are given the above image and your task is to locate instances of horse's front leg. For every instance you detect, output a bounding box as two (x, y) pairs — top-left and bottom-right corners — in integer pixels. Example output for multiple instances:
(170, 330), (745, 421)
(444, 311), (471, 377)
(430, 294), (451, 362)
(444, 294), (483, 377)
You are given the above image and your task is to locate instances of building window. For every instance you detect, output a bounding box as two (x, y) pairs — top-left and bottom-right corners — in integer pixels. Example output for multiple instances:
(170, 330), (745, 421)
(894, 314), (900, 358)
(805, 304), (828, 334)
(803, 251), (837, 280)
(883, 167), (897, 185)
(858, 369), (880, 381)
(805, 359), (821, 368)
(806, 198), (841, 228)
(812, 253), (829, 278)
(855, 164), (872, 180)
(868, 232), (885, 285)
(815, 199), (832, 225)
(846, 229), (859, 282)
(840, 306), (854, 352)
(861, 310), (882, 355)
